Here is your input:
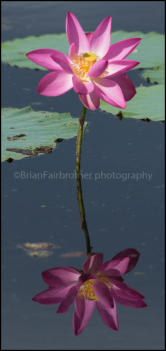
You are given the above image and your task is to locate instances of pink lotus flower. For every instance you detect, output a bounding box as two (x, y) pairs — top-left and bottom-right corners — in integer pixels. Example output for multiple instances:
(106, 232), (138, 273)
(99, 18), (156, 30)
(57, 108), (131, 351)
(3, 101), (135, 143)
(33, 248), (147, 335)
(26, 12), (141, 110)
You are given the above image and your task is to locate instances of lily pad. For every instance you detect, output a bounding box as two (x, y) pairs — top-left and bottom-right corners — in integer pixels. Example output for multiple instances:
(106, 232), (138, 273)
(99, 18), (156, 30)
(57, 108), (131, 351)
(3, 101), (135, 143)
(111, 31), (164, 70)
(2, 106), (80, 161)
(100, 85), (165, 122)
(2, 33), (68, 70)
(141, 65), (165, 84)
(17, 241), (61, 258)
(60, 251), (85, 258)
(2, 31), (164, 71)
(26, 250), (54, 258)
(17, 242), (60, 250)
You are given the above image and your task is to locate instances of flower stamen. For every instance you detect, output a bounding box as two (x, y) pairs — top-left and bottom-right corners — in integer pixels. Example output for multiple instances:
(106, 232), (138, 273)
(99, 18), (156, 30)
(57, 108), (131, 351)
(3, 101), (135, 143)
(79, 279), (98, 300)
(72, 52), (98, 81)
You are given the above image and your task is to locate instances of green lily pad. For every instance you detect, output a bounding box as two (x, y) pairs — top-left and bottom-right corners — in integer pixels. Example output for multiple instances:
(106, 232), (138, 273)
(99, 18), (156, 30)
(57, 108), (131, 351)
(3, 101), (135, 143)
(100, 85), (165, 122)
(2, 31), (164, 71)
(2, 106), (80, 161)
(2, 33), (68, 70)
(111, 31), (164, 70)
(141, 65), (165, 84)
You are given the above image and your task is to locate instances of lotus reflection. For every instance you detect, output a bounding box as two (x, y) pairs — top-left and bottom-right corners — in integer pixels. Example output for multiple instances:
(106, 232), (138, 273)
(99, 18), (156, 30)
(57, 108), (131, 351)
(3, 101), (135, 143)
(32, 249), (147, 335)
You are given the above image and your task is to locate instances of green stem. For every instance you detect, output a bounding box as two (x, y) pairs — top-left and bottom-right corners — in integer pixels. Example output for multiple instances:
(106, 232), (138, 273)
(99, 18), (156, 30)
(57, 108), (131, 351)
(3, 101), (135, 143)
(76, 105), (87, 175)
(76, 105), (92, 254)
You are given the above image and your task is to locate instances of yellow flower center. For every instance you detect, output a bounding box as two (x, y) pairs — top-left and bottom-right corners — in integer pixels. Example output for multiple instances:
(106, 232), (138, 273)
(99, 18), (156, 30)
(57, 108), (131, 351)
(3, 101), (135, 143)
(78, 277), (111, 301)
(72, 52), (98, 81)
(82, 52), (97, 62)
(79, 279), (98, 300)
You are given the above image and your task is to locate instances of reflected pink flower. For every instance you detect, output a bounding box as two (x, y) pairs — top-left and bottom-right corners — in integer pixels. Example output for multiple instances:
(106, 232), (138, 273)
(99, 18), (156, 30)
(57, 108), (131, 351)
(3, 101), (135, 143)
(26, 12), (141, 110)
(33, 248), (147, 335)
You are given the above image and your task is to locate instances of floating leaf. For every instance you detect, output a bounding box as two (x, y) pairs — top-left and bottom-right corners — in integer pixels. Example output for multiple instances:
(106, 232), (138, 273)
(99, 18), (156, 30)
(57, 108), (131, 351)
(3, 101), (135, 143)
(60, 251), (86, 258)
(113, 31), (164, 70)
(17, 242), (60, 250)
(2, 33), (68, 70)
(17, 242), (61, 258)
(2, 106), (80, 161)
(100, 85), (164, 122)
(2, 31), (164, 70)
(134, 271), (145, 276)
(26, 250), (54, 258)
(141, 65), (165, 84)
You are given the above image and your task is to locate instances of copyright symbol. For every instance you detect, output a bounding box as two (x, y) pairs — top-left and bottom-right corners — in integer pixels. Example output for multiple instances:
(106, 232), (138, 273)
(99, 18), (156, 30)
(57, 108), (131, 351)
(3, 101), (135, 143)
(14, 172), (20, 179)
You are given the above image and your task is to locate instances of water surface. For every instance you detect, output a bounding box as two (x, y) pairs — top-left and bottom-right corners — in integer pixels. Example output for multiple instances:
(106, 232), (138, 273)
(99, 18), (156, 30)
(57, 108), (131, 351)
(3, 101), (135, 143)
(2, 1), (165, 350)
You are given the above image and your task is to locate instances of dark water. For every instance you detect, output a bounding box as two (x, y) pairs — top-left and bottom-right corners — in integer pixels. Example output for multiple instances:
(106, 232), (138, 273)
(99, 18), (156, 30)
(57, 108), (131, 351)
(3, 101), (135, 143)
(2, 1), (165, 350)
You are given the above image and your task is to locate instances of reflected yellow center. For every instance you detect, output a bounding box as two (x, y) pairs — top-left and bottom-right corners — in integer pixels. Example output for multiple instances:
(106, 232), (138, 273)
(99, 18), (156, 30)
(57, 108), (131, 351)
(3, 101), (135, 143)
(72, 52), (98, 81)
(79, 279), (98, 300)
(78, 277), (111, 301)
